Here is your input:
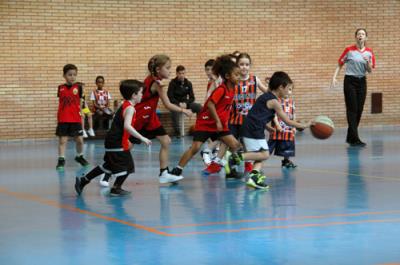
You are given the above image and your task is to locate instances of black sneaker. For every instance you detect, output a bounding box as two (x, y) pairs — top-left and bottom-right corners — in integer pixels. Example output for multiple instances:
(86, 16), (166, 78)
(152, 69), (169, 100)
(225, 168), (242, 179)
(282, 160), (297, 168)
(56, 157), (65, 171)
(109, 187), (132, 196)
(75, 177), (89, 196)
(75, 155), (90, 167)
(246, 172), (269, 190)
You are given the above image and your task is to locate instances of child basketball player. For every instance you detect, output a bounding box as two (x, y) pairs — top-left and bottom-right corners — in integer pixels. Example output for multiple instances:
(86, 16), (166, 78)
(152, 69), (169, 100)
(75, 80), (151, 196)
(56, 64), (90, 171)
(268, 86), (301, 168)
(226, 71), (309, 189)
(134, 54), (192, 184)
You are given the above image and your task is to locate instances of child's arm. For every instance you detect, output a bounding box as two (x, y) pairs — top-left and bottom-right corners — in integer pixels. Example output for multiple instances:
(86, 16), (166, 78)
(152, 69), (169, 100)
(256, 76), (269, 93)
(268, 99), (309, 130)
(154, 81), (192, 117)
(207, 101), (223, 131)
(123, 106), (151, 146)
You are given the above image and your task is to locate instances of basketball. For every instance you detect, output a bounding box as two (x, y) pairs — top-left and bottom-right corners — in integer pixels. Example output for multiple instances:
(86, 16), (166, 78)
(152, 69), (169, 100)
(310, 115), (334, 140)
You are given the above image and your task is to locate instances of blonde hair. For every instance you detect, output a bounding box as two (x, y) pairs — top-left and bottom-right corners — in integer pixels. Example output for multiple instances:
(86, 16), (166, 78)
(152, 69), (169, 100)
(148, 54), (170, 76)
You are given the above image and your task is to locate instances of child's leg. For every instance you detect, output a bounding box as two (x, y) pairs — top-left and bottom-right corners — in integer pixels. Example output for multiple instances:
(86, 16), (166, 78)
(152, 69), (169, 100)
(178, 141), (203, 168)
(157, 134), (171, 170)
(58, 136), (68, 157)
(74, 135), (84, 155)
(75, 165), (105, 195)
(87, 113), (93, 129)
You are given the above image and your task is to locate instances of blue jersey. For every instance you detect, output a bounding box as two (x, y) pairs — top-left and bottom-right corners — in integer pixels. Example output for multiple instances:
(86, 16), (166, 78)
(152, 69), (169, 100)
(242, 91), (277, 139)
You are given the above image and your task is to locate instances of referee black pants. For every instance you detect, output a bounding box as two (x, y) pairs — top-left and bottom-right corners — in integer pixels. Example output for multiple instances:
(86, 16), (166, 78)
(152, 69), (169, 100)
(343, 75), (367, 143)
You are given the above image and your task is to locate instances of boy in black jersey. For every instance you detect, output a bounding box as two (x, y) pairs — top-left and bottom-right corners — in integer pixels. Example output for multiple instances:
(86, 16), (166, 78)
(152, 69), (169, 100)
(75, 80), (151, 196)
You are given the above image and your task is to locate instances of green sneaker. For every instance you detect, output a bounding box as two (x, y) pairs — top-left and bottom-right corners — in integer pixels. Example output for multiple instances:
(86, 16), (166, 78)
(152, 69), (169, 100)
(225, 152), (243, 175)
(56, 158), (65, 171)
(246, 171), (269, 190)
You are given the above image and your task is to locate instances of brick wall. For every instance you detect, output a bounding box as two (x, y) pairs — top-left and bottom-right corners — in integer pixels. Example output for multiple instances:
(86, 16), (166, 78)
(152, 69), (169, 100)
(1, 0), (399, 140)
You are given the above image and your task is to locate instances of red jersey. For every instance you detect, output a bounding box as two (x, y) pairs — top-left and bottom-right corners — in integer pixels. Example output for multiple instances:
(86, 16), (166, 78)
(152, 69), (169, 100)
(134, 75), (162, 131)
(229, 74), (257, 125)
(195, 82), (234, 132)
(269, 97), (296, 141)
(57, 83), (83, 123)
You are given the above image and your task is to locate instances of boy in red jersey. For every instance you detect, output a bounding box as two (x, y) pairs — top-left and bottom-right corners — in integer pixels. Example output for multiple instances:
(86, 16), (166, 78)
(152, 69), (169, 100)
(56, 64), (90, 171)
(170, 55), (242, 177)
(75, 80), (151, 196)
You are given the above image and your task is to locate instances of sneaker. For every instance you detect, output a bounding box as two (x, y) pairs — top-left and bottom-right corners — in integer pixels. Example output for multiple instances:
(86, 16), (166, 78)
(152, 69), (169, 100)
(200, 150), (212, 165)
(82, 130), (88, 138)
(99, 174), (111, 187)
(225, 168), (242, 179)
(282, 160), (297, 169)
(246, 171), (269, 190)
(75, 155), (90, 167)
(203, 161), (222, 175)
(56, 157), (65, 171)
(350, 140), (367, 147)
(109, 187), (132, 196)
(87, 128), (95, 137)
(225, 152), (242, 175)
(75, 176), (89, 195)
(159, 169), (183, 184)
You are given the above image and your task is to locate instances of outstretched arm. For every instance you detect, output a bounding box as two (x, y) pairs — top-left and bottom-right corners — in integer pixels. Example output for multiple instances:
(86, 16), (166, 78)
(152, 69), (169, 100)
(123, 106), (151, 146)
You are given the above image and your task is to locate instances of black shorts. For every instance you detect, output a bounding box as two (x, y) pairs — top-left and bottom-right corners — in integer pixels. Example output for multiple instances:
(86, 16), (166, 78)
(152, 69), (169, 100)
(267, 139), (295, 157)
(129, 126), (167, 144)
(192, 130), (231, 143)
(56, 122), (83, 137)
(228, 124), (243, 139)
(101, 151), (135, 175)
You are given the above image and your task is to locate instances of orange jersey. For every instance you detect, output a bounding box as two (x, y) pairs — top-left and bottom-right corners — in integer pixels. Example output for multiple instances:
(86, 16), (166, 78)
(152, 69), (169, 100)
(270, 98), (296, 141)
(229, 74), (257, 125)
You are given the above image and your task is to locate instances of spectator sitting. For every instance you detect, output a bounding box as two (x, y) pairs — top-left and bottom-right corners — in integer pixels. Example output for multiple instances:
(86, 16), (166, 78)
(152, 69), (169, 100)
(90, 75), (113, 130)
(167, 65), (201, 137)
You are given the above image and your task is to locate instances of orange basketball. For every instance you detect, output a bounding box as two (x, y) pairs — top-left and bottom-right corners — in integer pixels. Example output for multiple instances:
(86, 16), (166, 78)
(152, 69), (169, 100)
(310, 115), (334, 140)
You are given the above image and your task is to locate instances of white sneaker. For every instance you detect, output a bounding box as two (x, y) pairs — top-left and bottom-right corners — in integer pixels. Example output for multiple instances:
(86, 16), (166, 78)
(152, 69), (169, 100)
(99, 174), (110, 187)
(87, 128), (95, 137)
(82, 130), (88, 138)
(159, 170), (183, 184)
(201, 151), (212, 165)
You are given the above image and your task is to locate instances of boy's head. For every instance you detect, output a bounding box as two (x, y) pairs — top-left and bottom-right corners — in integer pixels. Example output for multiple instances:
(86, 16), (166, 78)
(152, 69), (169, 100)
(95, 76), (105, 89)
(63, 64), (78, 84)
(120, 80), (144, 103)
(204, 59), (215, 80)
(176, 65), (186, 82)
(268, 71), (293, 98)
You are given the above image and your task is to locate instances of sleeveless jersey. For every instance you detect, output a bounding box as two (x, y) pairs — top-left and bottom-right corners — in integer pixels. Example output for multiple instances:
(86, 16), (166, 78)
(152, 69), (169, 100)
(229, 74), (257, 125)
(134, 75), (162, 131)
(242, 91), (277, 139)
(57, 83), (82, 123)
(195, 82), (234, 132)
(105, 100), (136, 151)
(269, 98), (296, 141)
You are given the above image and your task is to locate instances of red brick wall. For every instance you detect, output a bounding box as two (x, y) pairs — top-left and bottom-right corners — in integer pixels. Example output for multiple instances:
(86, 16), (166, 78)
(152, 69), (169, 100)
(1, 0), (399, 139)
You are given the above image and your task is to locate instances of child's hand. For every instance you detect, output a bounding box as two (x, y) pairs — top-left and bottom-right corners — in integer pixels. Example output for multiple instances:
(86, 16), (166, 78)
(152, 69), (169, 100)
(142, 137), (152, 146)
(182, 109), (193, 117)
(216, 120), (223, 132)
(265, 124), (276, 133)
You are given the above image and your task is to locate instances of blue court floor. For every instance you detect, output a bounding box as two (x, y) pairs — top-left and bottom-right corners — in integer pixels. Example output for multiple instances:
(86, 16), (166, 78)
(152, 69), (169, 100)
(1, 127), (400, 265)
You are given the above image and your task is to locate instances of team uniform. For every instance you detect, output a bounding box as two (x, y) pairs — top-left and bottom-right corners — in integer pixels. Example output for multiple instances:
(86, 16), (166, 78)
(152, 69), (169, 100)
(268, 97), (296, 161)
(75, 100), (136, 196)
(193, 82), (234, 143)
(56, 83), (83, 137)
(338, 45), (376, 145)
(229, 74), (258, 138)
(133, 76), (167, 139)
(242, 91), (277, 152)
(90, 88), (113, 114)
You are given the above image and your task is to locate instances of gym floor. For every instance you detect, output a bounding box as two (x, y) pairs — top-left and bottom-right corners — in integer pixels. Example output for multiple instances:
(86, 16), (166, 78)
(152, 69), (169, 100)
(1, 127), (400, 265)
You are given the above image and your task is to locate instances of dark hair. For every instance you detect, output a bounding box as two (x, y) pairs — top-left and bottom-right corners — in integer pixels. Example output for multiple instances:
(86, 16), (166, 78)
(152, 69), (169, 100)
(119, 80), (143, 100)
(176, 65), (185, 72)
(237, 52), (252, 64)
(268, 71), (293, 91)
(232, 50), (241, 56)
(212, 55), (239, 80)
(355, 28), (368, 37)
(148, 54), (170, 76)
(95, 75), (104, 83)
(204, 59), (215, 68)
(63, 64), (78, 75)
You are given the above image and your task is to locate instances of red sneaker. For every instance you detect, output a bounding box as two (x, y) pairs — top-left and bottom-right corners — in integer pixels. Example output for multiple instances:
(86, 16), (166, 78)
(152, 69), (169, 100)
(244, 161), (253, 173)
(203, 161), (222, 174)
